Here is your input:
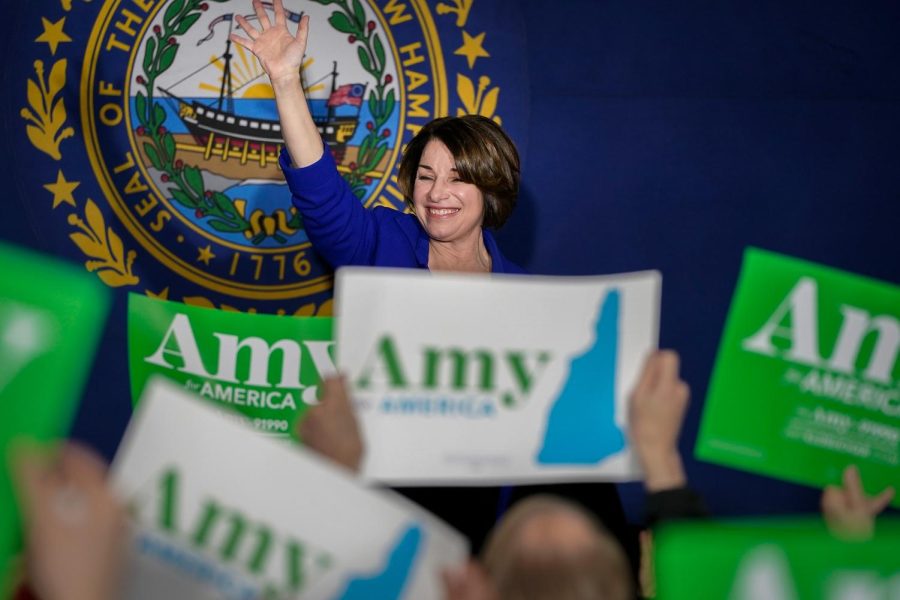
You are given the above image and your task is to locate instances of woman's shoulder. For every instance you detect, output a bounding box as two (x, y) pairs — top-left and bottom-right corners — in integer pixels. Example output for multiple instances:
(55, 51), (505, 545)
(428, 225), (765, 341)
(371, 205), (418, 230)
(483, 229), (528, 274)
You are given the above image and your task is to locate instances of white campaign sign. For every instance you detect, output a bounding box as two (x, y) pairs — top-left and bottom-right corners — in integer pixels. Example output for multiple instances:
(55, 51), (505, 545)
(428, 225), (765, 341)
(335, 268), (661, 485)
(111, 378), (467, 600)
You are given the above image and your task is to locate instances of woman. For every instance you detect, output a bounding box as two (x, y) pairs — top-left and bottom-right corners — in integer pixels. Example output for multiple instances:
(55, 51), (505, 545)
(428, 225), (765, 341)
(230, 2), (524, 274)
(231, 0), (629, 560)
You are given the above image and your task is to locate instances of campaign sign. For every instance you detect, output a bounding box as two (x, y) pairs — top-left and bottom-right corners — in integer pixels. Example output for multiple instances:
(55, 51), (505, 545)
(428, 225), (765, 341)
(335, 268), (661, 484)
(696, 248), (899, 506)
(128, 294), (335, 439)
(112, 378), (468, 600)
(655, 518), (900, 599)
(0, 242), (109, 593)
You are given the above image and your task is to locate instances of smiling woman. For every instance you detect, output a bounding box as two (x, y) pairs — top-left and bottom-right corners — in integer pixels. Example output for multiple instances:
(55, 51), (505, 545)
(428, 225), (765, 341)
(228, 1), (525, 275)
(227, 0), (530, 557)
(398, 116), (520, 272)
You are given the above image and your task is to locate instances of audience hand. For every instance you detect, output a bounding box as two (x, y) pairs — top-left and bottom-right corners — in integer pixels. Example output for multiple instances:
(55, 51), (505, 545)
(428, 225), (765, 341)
(443, 561), (499, 600)
(10, 441), (126, 600)
(821, 464), (894, 542)
(298, 375), (365, 472)
(628, 350), (690, 492)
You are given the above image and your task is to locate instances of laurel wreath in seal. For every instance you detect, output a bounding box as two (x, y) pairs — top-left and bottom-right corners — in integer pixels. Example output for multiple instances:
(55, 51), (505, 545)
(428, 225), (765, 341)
(22, 57), (141, 287)
(133, 0), (262, 240)
(22, 59), (75, 161)
(313, 0), (396, 199)
(134, 0), (396, 246)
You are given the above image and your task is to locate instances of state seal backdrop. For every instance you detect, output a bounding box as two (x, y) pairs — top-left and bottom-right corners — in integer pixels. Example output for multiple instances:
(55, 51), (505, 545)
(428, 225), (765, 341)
(12, 0), (528, 314)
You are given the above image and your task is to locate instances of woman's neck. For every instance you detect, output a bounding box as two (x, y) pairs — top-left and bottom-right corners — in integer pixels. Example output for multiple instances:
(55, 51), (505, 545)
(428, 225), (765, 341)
(427, 232), (492, 273)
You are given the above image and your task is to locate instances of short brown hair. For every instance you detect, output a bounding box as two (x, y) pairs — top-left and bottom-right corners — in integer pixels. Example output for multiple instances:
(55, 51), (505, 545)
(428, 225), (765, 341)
(397, 115), (520, 229)
(481, 495), (634, 600)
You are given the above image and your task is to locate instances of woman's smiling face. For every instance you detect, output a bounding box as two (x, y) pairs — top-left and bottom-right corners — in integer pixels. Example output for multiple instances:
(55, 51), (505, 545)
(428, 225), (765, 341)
(412, 140), (485, 244)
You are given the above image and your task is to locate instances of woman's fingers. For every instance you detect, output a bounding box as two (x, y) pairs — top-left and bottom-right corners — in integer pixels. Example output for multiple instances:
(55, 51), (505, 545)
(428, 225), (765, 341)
(295, 14), (310, 47)
(273, 0), (287, 27)
(234, 14), (259, 40)
(253, 0), (272, 29)
(229, 33), (254, 51)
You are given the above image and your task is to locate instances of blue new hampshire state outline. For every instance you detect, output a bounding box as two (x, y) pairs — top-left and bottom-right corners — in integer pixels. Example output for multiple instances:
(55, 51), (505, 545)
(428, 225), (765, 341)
(536, 290), (625, 464)
(333, 524), (422, 600)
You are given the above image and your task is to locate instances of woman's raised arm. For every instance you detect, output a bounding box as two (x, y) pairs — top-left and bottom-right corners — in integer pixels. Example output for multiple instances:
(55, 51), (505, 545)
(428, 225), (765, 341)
(230, 0), (322, 167)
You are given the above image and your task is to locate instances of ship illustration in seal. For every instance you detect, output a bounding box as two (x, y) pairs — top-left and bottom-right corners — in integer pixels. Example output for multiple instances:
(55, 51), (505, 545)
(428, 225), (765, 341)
(159, 21), (364, 177)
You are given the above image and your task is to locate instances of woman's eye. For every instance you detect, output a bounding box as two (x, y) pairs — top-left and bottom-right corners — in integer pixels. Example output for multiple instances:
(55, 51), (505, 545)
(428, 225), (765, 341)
(416, 174), (433, 181)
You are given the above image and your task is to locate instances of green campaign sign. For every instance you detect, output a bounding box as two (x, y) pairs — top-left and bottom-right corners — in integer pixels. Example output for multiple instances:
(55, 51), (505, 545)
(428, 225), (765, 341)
(0, 243), (110, 593)
(127, 294), (334, 438)
(655, 518), (900, 599)
(696, 248), (899, 505)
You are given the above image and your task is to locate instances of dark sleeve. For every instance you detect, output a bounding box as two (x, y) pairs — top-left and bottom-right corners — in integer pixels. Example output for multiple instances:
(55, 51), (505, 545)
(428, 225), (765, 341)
(643, 486), (709, 528)
(279, 148), (378, 268)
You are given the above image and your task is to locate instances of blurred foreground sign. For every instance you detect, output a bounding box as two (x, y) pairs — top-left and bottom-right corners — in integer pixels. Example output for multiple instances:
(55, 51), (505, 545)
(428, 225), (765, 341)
(335, 268), (661, 485)
(655, 518), (900, 599)
(0, 243), (109, 593)
(696, 248), (899, 506)
(112, 378), (467, 599)
(128, 294), (334, 439)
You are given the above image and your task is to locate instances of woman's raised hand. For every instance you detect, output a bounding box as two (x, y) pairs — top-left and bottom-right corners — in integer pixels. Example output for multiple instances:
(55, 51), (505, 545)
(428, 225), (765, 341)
(230, 0), (309, 85)
(231, 0), (322, 165)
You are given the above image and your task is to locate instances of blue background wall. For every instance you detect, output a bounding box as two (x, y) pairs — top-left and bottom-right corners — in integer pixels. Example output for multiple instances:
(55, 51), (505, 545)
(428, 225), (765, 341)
(496, 0), (900, 520)
(2, 0), (898, 522)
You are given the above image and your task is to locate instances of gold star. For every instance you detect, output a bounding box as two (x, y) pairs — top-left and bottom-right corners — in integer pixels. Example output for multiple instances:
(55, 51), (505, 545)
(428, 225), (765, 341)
(146, 287), (170, 300)
(454, 31), (490, 69)
(44, 170), (79, 209)
(35, 17), (72, 56)
(197, 245), (216, 265)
